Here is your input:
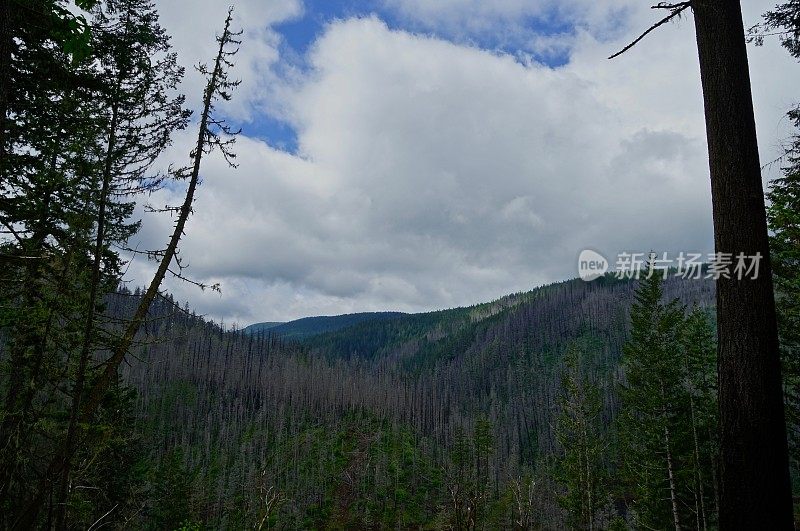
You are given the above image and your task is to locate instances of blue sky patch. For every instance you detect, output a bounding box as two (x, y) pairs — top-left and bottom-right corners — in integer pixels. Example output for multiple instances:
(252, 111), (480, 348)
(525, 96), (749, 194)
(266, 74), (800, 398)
(237, 114), (300, 153)
(248, 1), (595, 151)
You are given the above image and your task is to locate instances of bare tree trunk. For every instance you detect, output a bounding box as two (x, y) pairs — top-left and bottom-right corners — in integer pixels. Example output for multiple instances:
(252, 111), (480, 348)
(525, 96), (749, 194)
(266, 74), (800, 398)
(688, 394), (707, 531)
(582, 419), (594, 531)
(662, 403), (681, 531)
(692, 1), (793, 527)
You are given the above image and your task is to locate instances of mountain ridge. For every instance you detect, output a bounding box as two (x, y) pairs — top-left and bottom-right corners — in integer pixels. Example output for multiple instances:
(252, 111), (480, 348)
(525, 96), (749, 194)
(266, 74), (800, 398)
(244, 311), (408, 340)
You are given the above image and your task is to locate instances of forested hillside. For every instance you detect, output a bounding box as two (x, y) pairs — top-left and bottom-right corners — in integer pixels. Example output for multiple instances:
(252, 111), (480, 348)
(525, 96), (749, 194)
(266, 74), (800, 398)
(109, 274), (715, 528)
(244, 312), (408, 340)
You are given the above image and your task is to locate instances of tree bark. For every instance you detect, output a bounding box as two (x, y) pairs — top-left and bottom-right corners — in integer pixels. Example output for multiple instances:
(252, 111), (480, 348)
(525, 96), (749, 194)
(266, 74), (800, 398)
(692, 1), (793, 527)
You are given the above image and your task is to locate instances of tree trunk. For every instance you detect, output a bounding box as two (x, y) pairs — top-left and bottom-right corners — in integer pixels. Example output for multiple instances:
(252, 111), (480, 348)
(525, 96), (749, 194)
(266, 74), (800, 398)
(662, 402), (681, 531)
(581, 418), (593, 531)
(688, 394), (707, 531)
(692, 1), (793, 527)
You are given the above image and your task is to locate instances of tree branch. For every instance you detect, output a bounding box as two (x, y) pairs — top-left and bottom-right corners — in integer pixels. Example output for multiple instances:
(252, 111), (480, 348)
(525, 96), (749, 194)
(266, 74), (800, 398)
(608, 2), (692, 59)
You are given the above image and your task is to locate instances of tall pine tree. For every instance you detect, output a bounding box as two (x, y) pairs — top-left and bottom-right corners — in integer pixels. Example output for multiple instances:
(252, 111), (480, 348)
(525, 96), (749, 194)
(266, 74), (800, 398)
(618, 270), (718, 529)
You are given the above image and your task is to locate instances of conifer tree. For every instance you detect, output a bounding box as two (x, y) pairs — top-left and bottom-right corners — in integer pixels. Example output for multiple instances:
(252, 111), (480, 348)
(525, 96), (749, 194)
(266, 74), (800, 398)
(618, 272), (719, 529)
(11, 8), (241, 527)
(768, 166), (800, 470)
(0, 0), (112, 510)
(554, 343), (605, 530)
(0, 2), (232, 526)
(618, 270), (687, 529)
(680, 307), (718, 530)
(54, 1), (189, 525)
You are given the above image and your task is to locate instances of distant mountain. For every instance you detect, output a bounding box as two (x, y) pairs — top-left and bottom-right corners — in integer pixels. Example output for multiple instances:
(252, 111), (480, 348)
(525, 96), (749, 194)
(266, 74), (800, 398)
(241, 321), (284, 334)
(244, 311), (408, 340)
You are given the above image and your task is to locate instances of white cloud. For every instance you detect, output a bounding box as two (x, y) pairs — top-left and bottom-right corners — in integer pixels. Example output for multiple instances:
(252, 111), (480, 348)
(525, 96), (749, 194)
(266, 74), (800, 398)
(154, 0), (303, 121)
(128, 2), (800, 325)
(381, 0), (633, 56)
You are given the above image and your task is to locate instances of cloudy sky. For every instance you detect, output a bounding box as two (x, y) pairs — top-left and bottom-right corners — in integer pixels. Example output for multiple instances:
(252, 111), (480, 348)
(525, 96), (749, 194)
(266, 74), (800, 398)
(128, 0), (800, 326)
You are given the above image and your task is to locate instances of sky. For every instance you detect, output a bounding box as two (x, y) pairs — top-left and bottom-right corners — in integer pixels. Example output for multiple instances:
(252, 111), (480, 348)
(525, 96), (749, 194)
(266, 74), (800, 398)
(126, 0), (800, 326)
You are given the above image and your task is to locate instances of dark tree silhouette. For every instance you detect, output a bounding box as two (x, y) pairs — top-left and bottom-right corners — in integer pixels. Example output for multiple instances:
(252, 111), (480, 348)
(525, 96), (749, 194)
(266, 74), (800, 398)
(692, 2), (792, 526)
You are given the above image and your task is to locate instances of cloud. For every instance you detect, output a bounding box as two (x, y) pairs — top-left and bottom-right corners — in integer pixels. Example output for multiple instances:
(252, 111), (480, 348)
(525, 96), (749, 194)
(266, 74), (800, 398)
(129, 2), (800, 325)
(380, 0), (632, 61)
(154, 0), (303, 122)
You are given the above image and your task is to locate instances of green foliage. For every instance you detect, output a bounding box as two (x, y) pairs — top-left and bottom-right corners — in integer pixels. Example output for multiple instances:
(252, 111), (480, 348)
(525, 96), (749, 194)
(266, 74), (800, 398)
(49, 2), (95, 63)
(749, 0), (800, 61)
(439, 418), (500, 529)
(0, 0), (187, 526)
(53, 383), (150, 529)
(148, 448), (197, 530)
(769, 167), (800, 476)
(554, 342), (607, 529)
(250, 415), (444, 529)
(617, 272), (718, 529)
